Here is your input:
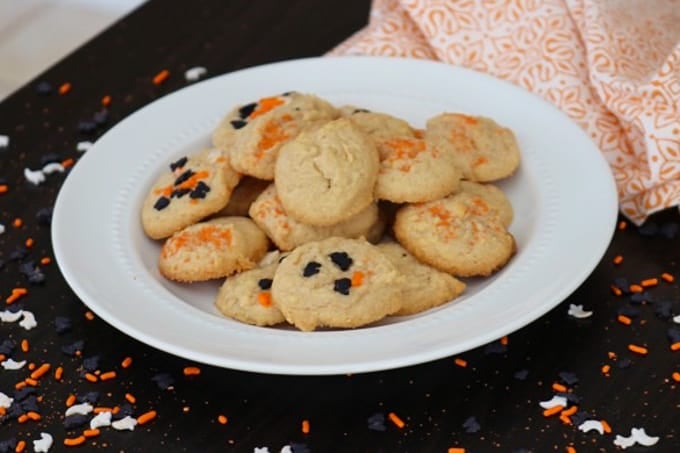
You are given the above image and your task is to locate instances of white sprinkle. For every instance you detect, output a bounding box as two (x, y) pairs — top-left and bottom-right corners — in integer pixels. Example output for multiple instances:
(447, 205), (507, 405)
(673, 314), (680, 324)
(185, 66), (207, 82)
(24, 167), (46, 185)
(280, 447), (293, 453)
(65, 402), (93, 417)
(0, 309), (23, 322)
(254, 448), (270, 453)
(613, 427), (659, 449)
(33, 432), (54, 453)
(42, 162), (64, 174)
(206, 148), (223, 164)
(1, 358), (27, 370)
(568, 304), (593, 318)
(0, 223), (4, 235)
(259, 250), (282, 266)
(539, 395), (568, 409)
(0, 391), (14, 408)
(19, 310), (37, 330)
(90, 411), (112, 429)
(112, 416), (137, 431)
(578, 419), (605, 435)
(76, 141), (93, 152)
(0, 134), (8, 147)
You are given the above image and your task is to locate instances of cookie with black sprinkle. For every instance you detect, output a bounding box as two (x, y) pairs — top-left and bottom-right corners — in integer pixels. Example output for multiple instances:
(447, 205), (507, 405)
(271, 237), (401, 331)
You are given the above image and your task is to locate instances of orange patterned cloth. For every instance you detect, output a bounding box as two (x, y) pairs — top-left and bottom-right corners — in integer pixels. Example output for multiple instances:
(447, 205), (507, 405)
(330, 0), (680, 224)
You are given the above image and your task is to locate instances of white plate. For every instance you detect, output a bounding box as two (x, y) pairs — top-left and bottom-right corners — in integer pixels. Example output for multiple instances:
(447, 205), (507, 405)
(52, 56), (617, 375)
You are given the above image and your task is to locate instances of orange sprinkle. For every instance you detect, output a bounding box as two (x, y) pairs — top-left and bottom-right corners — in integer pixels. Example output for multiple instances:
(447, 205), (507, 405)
(249, 96), (285, 119)
(552, 382), (567, 393)
(0, 407), (4, 417)
(12, 218), (22, 228)
(257, 291), (272, 307)
(83, 428), (100, 438)
(61, 158), (75, 168)
(217, 414), (228, 425)
(628, 344), (648, 355)
(55, 366), (64, 381)
(183, 366), (201, 376)
(454, 357), (468, 368)
(640, 278), (658, 287)
(100, 371), (116, 381)
(40, 257), (51, 265)
(629, 284), (643, 293)
(661, 272), (674, 283)
(670, 342), (680, 351)
(26, 411), (41, 421)
(388, 412), (405, 429)
(608, 351), (617, 359)
(351, 271), (364, 287)
(153, 69), (170, 85)
(601, 419), (612, 433)
(543, 405), (565, 417)
(610, 284), (622, 296)
(84, 373), (98, 382)
(93, 406), (113, 414)
(500, 336), (509, 346)
(63, 436), (86, 447)
(601, 364), (611, 375)
(566, 447), (576, 453)
(15, 440), (26, 452)
(66, 394), (76, 407)
(559, 414), (572, 425)
(125, 393), (136, 404)
(28, 363), (35, 371)
(121, 356), (133, 368)
(137, 410), (157, 425)
(21, 339), (29, 352)
(671, 372), (680, 382)
(301, 419), (310, 434)
(24, 238), (34, 248)
(84, 311), (95, 321)
(17, 414), (29, 423)
(617, 315), (632, 325)
(112, 406), (120, 414)
(561, 405), (578, 416)
(24, 378), (38, 387)
(31, 363), (51, 380)
(15, 382), (27, 390)
(6, 287), (28, 304)
(612, 255), (623, 265)
(448, 449), (466, 453)
(101, 95), (111, 107)
(0, 184), (8, 194)
(618, 220), (627, 230)
(58, 82), (71, 95)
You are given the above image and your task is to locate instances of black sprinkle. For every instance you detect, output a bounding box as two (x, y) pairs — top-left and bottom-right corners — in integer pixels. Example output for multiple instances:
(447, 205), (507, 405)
(190, 181), (210, 199)
(0, 438), (17, 453)
(667, 326), (680, 343)
(329, 251), (353, 271)
(0, 340), (15, 355)
(169, 156), (188, 171)
(19, 261), (45, 285)
(82, 356), (100, 372)
(54, 316), (73, 334)
(174, 169), (195, 186)
(93, 109), (109, 125)
(154, 197), (170, 210)
(281, 91), (294, 96)
(151, 372), (175, 390)
(112, 403), (134, 420)
(76, 391), (100, 404)
(617, 358), (632, 369)
(660, 222), (679, 239)
(302, 261), (321, 277)
(513, 369), (529, 381)
(8, 247), (29, 261)
(333, 278), (352, 295)
(558, 371), (579, 386)
(257, 279), (273, 290)
(613, 277), (630, 294)
(462, 416), (481, 433)
(353, 108), (370, 114)
(13, 387), (36, 402)
(289, 443), (310, 453)
(654, 300), (673, 320)
(63, 414), (90, 430)
(630, 291), (652, 304)
(617, 305), (640, 318)
(78, 120), (98, 134)
(638, 222), (658, 236)
(19, 395), (40, 413)
(570, 411), (590, 427)
(34, 81), (52, 95)
(557, 392), (582, 404)
(36, 207), (54, 225)
(171, 188), (191, 199)
(484, 341), (507, 355)
(230, 119), (247, 129)
(61, 340), (85, 356)
(367, 412), (386, 432)
(238, 102), (257, 119)
(4, 404), (23, 419)
(40, 152), (62, 165)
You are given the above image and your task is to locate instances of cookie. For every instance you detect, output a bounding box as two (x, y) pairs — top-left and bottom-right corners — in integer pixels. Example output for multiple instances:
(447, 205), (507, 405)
(393, 192), (515, 277)
(248, 183), (384, 251)
(377, 241), (466, 316)
(271, 237), (401, 331)
(215, 261), (286, 327)
(275, 118), (380, 226)
(213, 92), (338, 180)
(345, 110), (414, 141)
(142, 148), (241, 240)
(459, 180), (514, 227)
(159, 216), (269, 282)
(215, 176), (269, 217)
(426, 113), (520, 182)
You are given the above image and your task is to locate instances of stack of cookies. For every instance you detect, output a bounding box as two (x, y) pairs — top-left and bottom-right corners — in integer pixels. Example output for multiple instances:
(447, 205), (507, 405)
(141, 92), (520, 331)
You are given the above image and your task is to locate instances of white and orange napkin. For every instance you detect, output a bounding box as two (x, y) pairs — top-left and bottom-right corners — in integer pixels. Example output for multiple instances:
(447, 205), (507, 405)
(330, 0), (680, 225)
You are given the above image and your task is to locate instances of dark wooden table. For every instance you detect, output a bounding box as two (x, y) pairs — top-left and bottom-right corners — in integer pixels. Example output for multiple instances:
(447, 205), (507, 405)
(1, 1), (679, 451)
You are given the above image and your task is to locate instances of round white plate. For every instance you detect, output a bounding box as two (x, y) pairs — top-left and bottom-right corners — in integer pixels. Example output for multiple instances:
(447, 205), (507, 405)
(52, 56), (618, 375)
